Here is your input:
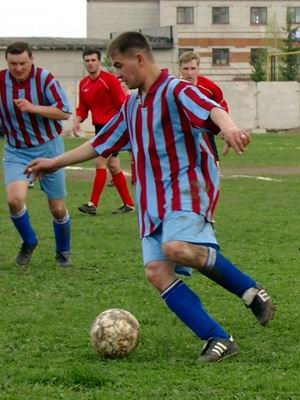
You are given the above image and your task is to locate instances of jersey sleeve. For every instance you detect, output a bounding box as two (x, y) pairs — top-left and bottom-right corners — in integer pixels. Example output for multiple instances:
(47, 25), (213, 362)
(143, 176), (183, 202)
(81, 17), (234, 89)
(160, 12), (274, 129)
(75, 81), (89, 121)
(44, 73), (71, 113)
(178, 85), (221, 129)
(90, 104), (130, 156)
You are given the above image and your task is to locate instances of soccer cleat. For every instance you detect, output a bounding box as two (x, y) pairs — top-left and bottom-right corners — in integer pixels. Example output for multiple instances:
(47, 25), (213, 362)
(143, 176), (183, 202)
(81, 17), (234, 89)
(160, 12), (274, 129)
(199, 336), (240, 363)
(247, 284), (275, 327)
(111, 204), (135, 214)
(15, 242), (38, 267)
(78, 203), (97, 215)
(55, 251), (72, 267)
(28, 181), (34, 189)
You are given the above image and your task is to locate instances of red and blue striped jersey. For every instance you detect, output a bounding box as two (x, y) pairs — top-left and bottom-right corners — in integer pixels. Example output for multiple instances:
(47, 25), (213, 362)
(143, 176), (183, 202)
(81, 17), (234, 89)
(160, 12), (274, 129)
(0, 65), (71, 148)
(92, 70), (220, 237)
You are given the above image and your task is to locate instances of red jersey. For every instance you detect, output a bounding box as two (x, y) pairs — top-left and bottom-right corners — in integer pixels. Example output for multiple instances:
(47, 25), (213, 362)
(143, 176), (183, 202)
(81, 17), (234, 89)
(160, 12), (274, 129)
(76, 70), (126, 125)
(196, 76), (228, 113)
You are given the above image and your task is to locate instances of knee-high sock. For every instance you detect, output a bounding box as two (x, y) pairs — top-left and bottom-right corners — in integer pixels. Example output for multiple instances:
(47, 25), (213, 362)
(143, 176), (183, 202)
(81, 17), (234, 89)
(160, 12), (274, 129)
(53, 212), (71, 253)
(202, 247), (256, 298)
(161, 279), (228, 341)
(112, 171), (134, 206)
(10, 207), (37, 245)
(90, 168), (107, 207)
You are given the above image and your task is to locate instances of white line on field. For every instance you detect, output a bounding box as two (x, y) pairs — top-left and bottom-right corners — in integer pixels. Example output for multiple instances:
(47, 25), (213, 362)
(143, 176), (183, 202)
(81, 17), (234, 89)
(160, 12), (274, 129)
(66, 166), (131, 176)
(221, 174), (282, 182)
(66, 166), (282, 181)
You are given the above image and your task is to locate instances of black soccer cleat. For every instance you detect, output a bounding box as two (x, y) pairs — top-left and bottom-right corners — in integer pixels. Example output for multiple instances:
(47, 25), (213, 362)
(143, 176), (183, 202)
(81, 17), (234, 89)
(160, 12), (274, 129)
(55, 251), (72, 267)
(111, 204), (135, 214)
(15, 241), (38, 267)
(199, 335), (240, 363)
(247, 285), (275, 327)
(78, 203), (97, 215)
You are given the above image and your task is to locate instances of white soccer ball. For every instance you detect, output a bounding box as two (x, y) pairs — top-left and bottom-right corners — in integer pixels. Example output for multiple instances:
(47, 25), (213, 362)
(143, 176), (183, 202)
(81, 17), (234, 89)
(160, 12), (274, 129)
(90, 308), (140, 358)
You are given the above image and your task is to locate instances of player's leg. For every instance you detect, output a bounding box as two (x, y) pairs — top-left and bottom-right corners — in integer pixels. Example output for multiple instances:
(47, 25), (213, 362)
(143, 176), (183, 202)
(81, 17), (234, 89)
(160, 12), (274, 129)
(48, 198), (71, 267)
(108, 154), (135, 214)
(79, 155), (108, 215)
(3, 146), (38, 266)
(161, 211), (275, 327)
(142, 229), (239, 362)
(40, 136), (71, 266)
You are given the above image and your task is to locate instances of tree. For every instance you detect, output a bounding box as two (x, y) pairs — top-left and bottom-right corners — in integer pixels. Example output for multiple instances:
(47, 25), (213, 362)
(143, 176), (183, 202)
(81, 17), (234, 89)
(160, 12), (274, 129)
(279, 11), (300, 81)
(250, 48), (267, 82)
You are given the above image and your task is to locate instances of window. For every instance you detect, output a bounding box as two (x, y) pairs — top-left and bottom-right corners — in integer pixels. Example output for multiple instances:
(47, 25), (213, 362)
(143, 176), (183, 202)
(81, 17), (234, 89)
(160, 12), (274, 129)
(288, 7), (300, 24)
(212, 7), (229, 24)
(178, 48), (194, 57)
(250, 7), (267, 25)
(212, 49), (229, 66)
(250, 48), (267, 65)
(177, 7), (194, 24)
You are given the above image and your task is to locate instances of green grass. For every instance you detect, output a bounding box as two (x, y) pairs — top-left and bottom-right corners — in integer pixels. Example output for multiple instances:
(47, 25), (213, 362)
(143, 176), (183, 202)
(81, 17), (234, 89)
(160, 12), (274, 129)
(0, 133), (299, 400)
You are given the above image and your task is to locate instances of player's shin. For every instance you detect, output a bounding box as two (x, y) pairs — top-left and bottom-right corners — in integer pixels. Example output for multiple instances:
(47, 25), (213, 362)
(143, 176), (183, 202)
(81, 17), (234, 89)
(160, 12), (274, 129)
(161, 279), (229, 340)
(199, 246), (256, 297)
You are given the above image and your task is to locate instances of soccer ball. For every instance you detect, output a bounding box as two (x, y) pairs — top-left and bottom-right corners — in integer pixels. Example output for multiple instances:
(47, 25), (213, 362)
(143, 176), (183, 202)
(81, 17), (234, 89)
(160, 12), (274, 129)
(90, 308), (140, 358)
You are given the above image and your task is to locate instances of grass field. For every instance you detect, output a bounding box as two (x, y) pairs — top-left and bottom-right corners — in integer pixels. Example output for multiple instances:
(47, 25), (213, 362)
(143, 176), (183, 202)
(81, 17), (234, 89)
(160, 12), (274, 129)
(0, 132), (299, 400)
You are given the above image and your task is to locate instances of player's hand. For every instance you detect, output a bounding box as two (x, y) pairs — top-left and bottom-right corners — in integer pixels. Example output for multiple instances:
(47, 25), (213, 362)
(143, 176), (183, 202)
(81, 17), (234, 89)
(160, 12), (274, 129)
(24, 158), (57, 180)
(13, 98), (36, 113)
(220, 127), (250, 155)
(72, 119), (82, 137)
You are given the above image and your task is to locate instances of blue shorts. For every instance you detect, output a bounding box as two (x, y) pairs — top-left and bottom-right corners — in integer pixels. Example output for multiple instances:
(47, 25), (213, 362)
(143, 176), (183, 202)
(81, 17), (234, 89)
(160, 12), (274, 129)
(142, 210), (219, 276)
(2, 136), (66, 199)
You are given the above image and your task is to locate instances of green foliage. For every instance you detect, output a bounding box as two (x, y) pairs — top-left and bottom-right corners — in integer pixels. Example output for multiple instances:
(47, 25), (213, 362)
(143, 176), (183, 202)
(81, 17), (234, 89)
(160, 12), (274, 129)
(279, 12), (300, 81)
(0, 134), (300, 399)
(250, 49), (267, 82)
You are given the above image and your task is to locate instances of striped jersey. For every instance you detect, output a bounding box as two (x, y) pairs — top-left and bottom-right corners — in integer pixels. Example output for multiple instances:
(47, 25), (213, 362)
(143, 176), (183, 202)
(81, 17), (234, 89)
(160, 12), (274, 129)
(91, 70), (220, 237)
(0, 65), (71, 148)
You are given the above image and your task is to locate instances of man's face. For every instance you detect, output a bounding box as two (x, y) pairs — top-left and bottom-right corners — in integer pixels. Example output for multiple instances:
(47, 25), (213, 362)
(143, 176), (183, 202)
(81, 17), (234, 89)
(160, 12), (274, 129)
(180, 59), (199, 85)
(83, 54), (101, 75)
(112, 52), (144, 90)
(6, 51), (33, 82)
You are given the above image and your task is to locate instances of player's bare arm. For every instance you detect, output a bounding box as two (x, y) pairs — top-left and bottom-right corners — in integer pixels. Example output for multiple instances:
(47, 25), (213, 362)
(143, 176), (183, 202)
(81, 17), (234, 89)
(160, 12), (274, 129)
(24, 141), (98, 180)
(210, 107), (250, 155)
(72, 115), (83, 136)
(13, 99), (70, 120)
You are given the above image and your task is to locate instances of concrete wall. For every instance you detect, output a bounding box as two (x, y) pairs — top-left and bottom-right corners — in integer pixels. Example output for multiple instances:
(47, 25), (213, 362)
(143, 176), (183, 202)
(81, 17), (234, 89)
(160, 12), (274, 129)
(1, 49), (299, 131)
(219, 81), (300, 130)
(61, 79), (300, 132)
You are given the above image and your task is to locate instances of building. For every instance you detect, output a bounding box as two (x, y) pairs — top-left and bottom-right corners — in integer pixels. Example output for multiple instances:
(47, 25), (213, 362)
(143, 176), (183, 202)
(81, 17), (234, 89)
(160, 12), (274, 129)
(87, 0), (300, 81)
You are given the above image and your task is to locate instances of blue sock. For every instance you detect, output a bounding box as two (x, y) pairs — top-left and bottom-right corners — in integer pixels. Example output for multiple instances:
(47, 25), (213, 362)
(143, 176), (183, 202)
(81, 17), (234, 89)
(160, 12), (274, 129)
(11, 208), (37, 245)
(161, 279), (229, 341)
(53, 212), (71, 253)
(204, 247), (256, 298)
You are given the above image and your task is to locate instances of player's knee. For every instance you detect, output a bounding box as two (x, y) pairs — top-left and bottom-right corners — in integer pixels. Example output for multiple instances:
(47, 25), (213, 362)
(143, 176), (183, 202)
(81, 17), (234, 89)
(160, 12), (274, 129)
(7, 195), (24, 214)
(162, 241), (183, 262)
(49, 203), (67, 220)
(145, 262), (165, 288)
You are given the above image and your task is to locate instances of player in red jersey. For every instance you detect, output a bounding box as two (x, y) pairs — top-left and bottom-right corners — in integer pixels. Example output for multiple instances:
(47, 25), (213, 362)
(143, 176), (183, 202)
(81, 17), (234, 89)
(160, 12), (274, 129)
(179, 51), (229, 161)
(73, 48), (134, 215)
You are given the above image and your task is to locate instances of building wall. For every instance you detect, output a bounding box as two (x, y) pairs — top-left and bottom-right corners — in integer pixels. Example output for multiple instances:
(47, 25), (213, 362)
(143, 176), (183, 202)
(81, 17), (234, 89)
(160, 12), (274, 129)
(85, 0), (299, 81)
(87, 1), (160, 39)
(161, 0), (298, 80)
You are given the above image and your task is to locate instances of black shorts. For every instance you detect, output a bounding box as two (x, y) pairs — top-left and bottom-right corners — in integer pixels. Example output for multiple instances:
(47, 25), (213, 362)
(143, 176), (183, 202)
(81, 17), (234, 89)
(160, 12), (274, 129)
(94, 124), (119, 157)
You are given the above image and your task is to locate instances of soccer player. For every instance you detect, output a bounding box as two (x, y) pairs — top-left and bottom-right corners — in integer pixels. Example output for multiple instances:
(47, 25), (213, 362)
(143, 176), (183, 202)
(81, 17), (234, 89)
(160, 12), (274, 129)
(179, 51), (229, 161)
(73, 48), (134, 215)
(25, 32), (275, 362)
(0, 41), (72, 267)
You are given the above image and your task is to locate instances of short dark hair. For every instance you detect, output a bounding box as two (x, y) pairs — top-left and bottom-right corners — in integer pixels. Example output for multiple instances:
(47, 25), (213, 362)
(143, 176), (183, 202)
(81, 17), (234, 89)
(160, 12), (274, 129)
(106, 31), (153, 61)
(5, 41), (32, 59)
(82, 48), (101, 60)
